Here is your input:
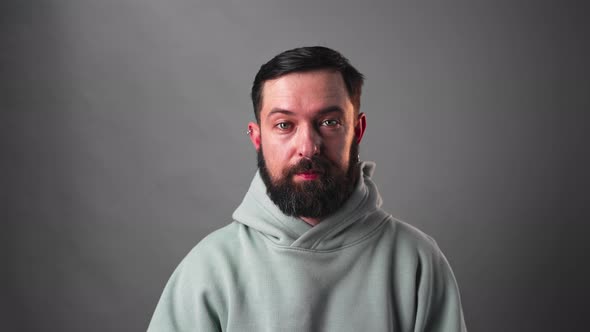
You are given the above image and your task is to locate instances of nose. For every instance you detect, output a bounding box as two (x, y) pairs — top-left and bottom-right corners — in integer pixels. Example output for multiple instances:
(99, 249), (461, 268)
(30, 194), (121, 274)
(296, 124), (321, 158)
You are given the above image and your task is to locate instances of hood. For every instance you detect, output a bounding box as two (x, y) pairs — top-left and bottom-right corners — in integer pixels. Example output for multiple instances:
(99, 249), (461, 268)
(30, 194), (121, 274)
(232, 161), (390, 251)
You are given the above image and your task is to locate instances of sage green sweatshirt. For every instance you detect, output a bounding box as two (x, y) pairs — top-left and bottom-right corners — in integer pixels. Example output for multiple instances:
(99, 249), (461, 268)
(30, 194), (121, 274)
(148, 162), (467, 331)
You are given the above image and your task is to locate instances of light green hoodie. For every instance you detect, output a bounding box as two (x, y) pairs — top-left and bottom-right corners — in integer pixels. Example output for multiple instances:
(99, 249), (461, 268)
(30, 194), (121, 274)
(148, 162), (467, 331)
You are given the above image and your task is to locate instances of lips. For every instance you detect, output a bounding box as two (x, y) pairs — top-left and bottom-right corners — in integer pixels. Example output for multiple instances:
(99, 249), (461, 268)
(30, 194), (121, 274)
(294, 171), (322, 180)
(288, 158), (328, 181)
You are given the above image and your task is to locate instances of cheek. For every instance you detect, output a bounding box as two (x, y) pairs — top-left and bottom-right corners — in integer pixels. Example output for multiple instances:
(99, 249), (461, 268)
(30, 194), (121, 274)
(262, 138), (291, 176)
(324, 137), (352, 168)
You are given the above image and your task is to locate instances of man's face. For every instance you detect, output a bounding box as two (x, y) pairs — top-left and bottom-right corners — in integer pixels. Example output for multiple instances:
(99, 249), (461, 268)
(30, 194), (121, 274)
(248, 70), (366, 219)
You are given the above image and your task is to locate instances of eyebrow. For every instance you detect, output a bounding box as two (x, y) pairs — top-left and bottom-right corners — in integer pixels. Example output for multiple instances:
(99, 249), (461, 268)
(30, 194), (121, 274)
(267, 109), (295, 118)
(266, 106), (344, 119)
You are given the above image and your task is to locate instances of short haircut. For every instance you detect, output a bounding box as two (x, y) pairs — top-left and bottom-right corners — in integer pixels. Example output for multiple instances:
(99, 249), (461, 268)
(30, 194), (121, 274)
(251, 46), (365, 122)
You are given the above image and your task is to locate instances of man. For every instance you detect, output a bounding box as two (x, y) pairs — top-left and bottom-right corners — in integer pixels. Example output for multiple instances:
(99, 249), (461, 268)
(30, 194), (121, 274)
(148, 46), (467, 331)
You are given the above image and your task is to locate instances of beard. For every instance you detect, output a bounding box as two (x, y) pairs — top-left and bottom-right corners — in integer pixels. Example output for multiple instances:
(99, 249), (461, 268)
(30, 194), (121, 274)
(257, 140), (360, 219)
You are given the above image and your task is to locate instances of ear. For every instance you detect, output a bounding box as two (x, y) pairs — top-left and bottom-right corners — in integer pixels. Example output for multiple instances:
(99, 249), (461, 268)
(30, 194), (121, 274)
(248, 122), (261, 150)
(354, 112), (367, 144)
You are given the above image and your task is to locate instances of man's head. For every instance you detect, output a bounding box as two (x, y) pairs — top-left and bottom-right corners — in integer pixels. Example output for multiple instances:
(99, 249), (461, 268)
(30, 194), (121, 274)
(251, 46), (364, 122)
(247, 47), (367, 221)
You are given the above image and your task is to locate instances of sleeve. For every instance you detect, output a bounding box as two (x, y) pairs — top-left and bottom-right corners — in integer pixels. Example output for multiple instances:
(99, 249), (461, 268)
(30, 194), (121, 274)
(147, 259), (222, 332)
(413, 240), (468, 332)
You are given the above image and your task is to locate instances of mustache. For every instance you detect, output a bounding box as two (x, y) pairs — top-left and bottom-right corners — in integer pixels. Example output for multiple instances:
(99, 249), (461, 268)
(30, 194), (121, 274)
(286, 156), (332, 177)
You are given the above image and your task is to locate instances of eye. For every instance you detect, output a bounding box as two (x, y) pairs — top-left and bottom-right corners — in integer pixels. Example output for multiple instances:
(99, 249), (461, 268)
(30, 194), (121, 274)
(321, 119), (340, 127)
(276, 122), (293, 130)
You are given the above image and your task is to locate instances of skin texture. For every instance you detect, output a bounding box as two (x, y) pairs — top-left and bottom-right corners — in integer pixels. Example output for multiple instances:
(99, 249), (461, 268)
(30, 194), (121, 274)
(248, 69), (367, 225)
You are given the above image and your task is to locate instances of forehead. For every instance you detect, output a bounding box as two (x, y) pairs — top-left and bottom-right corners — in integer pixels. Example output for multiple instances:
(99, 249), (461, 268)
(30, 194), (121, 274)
(260, 70), (352, 118)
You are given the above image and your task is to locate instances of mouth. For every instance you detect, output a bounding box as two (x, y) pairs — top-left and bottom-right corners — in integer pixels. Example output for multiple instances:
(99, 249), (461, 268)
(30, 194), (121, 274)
(294, 170), (322, 181)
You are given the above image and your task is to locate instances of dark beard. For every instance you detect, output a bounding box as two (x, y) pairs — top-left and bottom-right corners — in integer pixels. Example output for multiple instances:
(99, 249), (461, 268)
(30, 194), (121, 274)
(257, 141), (360, 219)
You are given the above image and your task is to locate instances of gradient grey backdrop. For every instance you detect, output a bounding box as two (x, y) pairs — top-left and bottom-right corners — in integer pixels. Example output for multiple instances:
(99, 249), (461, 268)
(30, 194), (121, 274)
(2, 1), (589, 331)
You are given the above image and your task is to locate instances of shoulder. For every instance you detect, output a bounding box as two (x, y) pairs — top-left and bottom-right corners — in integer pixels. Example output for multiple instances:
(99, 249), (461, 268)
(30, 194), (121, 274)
(382, 216), (438, 251)
(377, 215), (450, 269)
(159, 222), (245, 302)
(148, 223), (244, 331)
(375, 215), (467, 331)
(179, 222), (244, 272)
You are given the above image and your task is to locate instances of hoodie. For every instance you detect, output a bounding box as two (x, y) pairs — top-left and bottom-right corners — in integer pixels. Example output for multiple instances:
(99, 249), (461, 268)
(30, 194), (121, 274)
(147, 162), (467, 331)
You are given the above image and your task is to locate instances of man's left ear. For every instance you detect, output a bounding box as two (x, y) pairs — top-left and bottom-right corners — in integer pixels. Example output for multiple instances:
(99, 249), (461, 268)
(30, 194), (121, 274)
(354, 112), (367, 144)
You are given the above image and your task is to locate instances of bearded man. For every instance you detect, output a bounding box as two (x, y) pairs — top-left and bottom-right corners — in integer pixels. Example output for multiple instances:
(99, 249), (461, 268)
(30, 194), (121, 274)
(148, 46), (467, 332)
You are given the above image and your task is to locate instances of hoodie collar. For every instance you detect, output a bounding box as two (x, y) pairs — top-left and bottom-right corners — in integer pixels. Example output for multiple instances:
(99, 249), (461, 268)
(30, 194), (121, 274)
(232, 161), (388, 251)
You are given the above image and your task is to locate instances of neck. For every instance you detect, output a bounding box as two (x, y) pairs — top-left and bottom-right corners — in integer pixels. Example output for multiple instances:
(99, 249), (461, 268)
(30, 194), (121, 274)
(300, 216), (321, 226)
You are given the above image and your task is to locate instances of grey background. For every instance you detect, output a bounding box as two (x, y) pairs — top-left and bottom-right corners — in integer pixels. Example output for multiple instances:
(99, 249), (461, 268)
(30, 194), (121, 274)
(2, 1), (589, 331)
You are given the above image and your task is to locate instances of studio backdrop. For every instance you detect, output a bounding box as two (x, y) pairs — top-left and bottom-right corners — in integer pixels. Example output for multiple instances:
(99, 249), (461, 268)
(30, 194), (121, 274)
(2, 1), (589, 331)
